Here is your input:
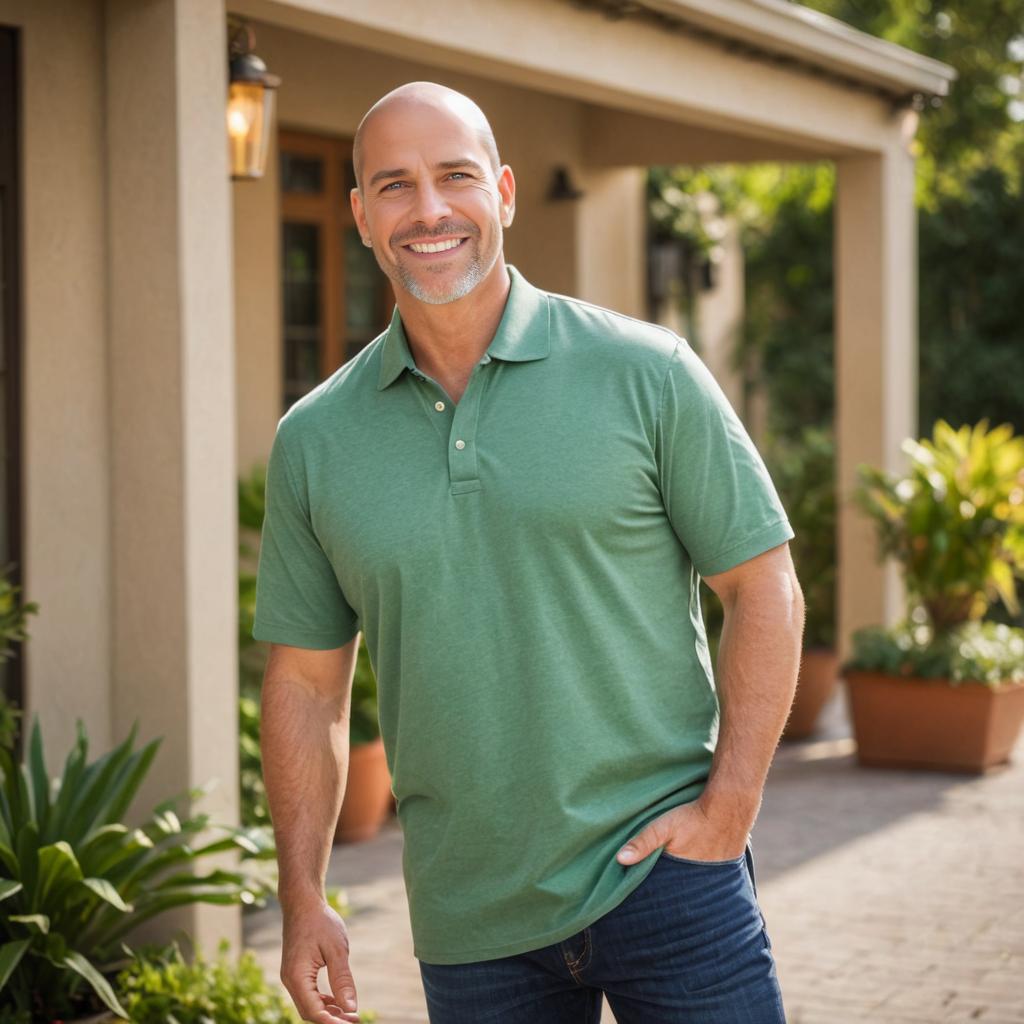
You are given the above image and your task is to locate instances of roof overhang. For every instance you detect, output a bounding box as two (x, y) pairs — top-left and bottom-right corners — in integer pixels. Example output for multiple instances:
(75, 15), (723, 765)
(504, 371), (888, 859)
(592, 0), (956, 102)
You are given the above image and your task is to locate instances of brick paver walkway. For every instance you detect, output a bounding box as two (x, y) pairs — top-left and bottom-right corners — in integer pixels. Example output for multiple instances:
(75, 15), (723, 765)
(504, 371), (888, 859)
(245, 689), (1024, 1022)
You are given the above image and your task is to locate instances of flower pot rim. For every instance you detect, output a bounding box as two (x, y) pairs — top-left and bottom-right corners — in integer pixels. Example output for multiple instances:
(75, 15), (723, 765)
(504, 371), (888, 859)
(843, 667), (1024, 691)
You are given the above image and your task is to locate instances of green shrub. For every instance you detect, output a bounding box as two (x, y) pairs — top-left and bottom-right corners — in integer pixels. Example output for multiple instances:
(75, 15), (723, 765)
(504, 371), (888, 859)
(849, 618), (1024, 687)
(117, 938), (378, 1024)
(116, 939), (297, 1023)
(0, 717), (275, 1021)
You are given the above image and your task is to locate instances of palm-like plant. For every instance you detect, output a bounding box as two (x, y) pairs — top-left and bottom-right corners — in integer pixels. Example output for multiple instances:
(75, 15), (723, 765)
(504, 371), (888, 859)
(854, 418), (1024, 635)
(0, 717), (275, 1021)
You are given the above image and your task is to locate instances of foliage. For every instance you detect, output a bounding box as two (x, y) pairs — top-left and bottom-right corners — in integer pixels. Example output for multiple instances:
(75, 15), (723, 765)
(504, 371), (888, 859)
(854, 419), (1024, 634)
(239, 465), (268, 695)
(238, 695), (269, 831)
(918, 165), (1024, 435)
(0, 717), (275, 1021)
(350, 644), (380, 747)
(0, 571), (37, 667)
(763, 425), (837, 648)
(115, 939), (298, 1024)
(845, 617), (1024, 686)
(0, 697), (20, 758)
(114, 937), (380, 1024)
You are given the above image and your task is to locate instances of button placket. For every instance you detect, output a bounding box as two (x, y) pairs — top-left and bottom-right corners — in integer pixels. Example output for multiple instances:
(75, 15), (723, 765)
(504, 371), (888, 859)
(448, 361), (487, 495)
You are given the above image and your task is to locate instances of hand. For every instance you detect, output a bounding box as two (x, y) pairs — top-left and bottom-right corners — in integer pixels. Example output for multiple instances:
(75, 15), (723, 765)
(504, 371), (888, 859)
(616, 799), (748, 865)
(280, 898), (362, 1024)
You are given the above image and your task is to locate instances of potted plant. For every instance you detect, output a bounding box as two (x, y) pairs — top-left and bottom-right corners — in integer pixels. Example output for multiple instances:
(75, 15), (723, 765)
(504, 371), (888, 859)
(842, 418), (1024, 772)
(333, 639), (393, 845)
(765, 425), (838, 739)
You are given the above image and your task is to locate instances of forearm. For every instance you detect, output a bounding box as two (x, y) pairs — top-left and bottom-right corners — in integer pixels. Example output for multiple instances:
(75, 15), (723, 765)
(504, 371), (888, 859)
(261, 678), (350, 911)
(698, 573), (804, 834)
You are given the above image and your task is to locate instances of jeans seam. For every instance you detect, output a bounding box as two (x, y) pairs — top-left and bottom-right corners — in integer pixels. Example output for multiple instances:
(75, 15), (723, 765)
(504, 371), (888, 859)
(564, 927), (591, 984)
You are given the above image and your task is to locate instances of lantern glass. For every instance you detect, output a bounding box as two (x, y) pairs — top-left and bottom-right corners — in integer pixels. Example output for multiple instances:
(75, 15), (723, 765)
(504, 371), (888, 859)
(227, 80), (276, 180)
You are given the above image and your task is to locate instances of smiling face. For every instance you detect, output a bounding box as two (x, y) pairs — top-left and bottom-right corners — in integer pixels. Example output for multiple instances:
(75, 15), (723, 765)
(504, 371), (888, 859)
(351, 89), (515, 306)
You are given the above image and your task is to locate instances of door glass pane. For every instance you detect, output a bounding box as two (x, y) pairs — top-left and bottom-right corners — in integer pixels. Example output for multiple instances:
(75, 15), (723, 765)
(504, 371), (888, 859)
(281, 153), (324, 194)
(282, 222), (322, 409)
(343, 226), (388, 362)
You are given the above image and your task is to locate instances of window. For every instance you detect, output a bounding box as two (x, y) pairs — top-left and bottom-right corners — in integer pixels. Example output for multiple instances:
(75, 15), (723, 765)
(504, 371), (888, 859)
(279, 132), (392, 411)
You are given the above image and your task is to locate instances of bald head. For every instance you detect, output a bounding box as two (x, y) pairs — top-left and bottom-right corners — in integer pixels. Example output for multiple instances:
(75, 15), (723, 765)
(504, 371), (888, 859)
(352, 82), (501, 191)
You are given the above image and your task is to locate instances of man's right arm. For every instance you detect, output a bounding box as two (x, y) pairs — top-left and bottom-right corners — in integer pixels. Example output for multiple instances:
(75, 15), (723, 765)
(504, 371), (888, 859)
(261, 635), (363, 1024)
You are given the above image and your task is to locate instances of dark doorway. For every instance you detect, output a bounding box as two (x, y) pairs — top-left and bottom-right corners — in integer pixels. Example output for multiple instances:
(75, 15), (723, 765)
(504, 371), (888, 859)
(0, 27), (26, 728)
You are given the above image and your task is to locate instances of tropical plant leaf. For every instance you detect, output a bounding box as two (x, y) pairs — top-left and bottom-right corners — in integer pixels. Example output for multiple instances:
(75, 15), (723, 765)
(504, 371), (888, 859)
(81, 876), (132, 913)
(61, 949), (129, 1019)
(7, 913), (49, 934)
(0, 878), (22, 903)
(0, 938), (31, 990)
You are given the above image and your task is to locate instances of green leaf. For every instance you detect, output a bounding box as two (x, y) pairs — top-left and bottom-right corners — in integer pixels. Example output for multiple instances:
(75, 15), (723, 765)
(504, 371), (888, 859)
(0, 938), (31, 990)
(48, 719), (90, 836)
(36, 840), (84, 908)
(81, 877), (132, 913)
(7, 913), (49, 935)
(14, 821), (39, 901)
(0, 878), (22, 903)
(26, 719), (50, 837)
(60, 949), (129, 1019)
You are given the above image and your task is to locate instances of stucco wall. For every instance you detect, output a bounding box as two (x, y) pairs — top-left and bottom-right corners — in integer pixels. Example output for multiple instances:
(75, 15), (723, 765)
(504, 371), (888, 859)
(232, 20), (646, 472)
(0, 0), (113, 754)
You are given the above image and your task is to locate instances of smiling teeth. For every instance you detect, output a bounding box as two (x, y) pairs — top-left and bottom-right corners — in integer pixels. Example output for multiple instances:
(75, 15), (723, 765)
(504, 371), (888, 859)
(409, 239), (464, 253)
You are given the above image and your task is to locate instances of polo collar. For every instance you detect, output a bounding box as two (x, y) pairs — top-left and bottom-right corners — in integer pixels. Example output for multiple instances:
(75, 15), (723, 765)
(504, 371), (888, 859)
(377, 264), (550, 391)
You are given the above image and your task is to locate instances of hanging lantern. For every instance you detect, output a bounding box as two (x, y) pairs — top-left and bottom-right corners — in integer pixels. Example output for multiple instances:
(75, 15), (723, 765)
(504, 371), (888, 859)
(227, 22), (281, 181)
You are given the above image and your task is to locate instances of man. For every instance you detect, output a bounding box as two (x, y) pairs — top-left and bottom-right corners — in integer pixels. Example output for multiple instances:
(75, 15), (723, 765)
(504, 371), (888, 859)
(255, 81), (804, 1024)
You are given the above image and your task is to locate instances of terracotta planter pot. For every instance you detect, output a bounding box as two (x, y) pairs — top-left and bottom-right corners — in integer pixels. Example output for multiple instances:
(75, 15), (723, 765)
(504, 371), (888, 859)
(782, 646), (839, 740)
(334, 736), (394, 844)
(844, 670), (1024, 773)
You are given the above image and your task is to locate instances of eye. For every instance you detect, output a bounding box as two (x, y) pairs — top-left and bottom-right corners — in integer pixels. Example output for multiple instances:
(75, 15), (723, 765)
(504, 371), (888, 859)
(447, 172), (471, 181)
(380, 181), (406, 192)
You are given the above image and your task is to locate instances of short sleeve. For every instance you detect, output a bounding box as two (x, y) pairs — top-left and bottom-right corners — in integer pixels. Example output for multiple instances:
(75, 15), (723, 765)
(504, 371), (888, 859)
(252, 426), (360, 649)
(655, 340), (794, 577)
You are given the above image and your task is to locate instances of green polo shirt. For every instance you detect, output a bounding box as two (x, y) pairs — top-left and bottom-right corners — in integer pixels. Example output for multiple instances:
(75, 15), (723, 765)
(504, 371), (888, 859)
(253, 265), (794, 965)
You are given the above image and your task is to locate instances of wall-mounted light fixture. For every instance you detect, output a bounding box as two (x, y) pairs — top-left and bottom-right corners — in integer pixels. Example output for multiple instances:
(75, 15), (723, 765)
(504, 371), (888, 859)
(227, 19), (281, 181)
(547, 166), (584, 201)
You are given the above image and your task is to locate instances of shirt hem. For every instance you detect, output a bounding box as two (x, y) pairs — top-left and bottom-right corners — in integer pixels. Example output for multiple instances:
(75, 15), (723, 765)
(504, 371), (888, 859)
(412, 853), (664, 966)
(694, 518), (795, 578)
(252, 618), (359, 650)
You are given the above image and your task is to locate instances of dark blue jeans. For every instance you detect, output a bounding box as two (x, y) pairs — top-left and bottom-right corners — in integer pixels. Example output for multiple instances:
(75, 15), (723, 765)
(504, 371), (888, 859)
(418, 844), (785, 1022)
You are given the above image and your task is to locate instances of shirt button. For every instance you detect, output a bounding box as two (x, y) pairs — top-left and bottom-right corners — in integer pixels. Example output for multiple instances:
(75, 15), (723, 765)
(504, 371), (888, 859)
(434, 401), (445, 412)
(455, 439), (466, 450)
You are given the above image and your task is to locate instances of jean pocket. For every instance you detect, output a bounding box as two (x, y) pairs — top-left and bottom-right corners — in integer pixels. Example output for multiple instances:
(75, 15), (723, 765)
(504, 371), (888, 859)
(658, 848), (747, 866)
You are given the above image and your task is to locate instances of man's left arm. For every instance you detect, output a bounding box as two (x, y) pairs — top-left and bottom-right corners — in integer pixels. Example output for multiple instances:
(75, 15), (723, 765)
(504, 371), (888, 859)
(617, 541), (805, 864)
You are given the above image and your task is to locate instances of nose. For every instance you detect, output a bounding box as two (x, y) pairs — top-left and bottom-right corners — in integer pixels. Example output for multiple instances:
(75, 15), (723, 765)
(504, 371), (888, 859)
(410, 179), (453, 228)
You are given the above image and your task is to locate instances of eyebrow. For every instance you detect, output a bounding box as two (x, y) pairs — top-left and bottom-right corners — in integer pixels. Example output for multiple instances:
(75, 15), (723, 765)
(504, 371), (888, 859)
(368, 158), (487, 187)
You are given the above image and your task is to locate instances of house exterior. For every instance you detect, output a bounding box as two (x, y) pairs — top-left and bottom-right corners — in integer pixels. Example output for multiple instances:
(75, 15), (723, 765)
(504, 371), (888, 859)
(0, 0), (954, 948)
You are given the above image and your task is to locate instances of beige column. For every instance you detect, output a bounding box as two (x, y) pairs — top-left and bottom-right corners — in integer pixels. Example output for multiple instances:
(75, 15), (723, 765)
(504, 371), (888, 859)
(575, 167), (646, 317)
(105, 0), (240, 951)
(834, 119), (918, 662)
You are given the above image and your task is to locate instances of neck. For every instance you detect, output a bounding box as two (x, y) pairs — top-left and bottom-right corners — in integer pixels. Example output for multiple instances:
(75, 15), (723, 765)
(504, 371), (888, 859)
(394, 257), (511, 398)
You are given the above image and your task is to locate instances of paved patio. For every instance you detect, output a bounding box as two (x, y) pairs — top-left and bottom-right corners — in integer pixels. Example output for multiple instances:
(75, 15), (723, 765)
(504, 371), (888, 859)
(244, 688), (1024, 1023)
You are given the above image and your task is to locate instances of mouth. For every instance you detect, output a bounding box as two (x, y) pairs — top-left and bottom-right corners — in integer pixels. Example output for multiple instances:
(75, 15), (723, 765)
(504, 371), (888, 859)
(401, 236), (469, 257)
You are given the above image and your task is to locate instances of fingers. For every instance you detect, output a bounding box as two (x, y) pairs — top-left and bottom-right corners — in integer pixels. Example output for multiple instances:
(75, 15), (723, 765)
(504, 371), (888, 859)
(325, 951), (360, 1020)
(283, 957), (359, 1024)
(317, 990), (363, 1024)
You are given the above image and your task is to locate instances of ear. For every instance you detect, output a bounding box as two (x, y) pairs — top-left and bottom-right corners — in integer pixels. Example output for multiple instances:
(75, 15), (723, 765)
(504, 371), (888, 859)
(497, 165), (516, 229)
(350, 187), (372, 246)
